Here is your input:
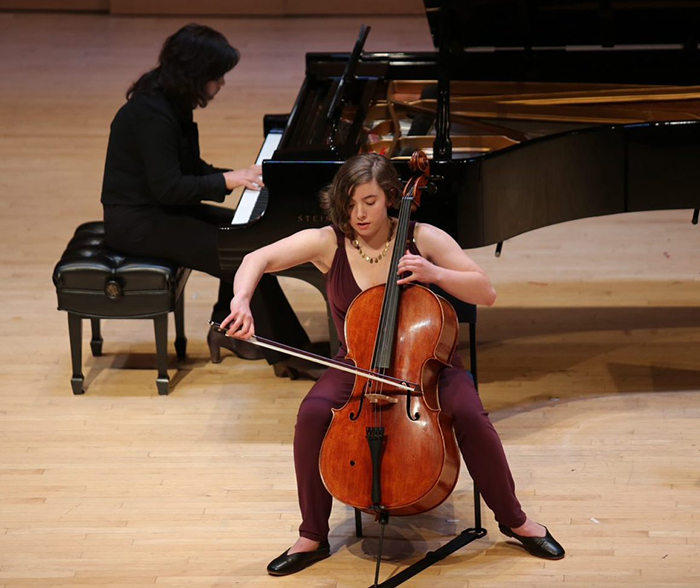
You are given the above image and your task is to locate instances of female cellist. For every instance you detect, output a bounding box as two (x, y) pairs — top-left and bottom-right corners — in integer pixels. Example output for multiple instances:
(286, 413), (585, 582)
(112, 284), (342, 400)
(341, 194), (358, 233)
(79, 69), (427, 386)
(220, 153), (565, 575)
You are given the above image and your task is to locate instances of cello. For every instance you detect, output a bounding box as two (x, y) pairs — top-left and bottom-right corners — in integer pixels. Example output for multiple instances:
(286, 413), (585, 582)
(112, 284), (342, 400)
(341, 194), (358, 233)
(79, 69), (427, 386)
(319, 151), (462, 582)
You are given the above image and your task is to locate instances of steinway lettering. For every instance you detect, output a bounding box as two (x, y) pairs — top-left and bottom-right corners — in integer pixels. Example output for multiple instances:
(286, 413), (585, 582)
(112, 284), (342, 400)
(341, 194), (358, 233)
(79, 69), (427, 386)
(298, 215), (329, 223)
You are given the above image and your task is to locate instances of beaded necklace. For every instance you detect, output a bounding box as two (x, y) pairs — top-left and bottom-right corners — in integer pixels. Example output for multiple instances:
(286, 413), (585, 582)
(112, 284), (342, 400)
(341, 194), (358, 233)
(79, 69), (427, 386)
(351, 219), (395, 264)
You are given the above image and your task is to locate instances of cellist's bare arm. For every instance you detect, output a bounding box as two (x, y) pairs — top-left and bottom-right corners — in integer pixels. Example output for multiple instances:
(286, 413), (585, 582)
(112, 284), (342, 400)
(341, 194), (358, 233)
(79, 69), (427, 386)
(222, 226), (336, 338)
(398, 223), (496, 306)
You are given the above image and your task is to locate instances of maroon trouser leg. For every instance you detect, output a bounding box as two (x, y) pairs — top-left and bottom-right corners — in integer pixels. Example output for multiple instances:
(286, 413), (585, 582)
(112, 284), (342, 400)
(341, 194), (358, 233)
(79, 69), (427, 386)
(293, 355), (527, 541)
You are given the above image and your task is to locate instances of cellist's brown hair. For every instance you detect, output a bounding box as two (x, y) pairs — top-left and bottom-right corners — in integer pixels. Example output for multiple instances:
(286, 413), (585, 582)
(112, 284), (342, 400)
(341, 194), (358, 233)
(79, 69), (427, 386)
(320, 153), (401, 238)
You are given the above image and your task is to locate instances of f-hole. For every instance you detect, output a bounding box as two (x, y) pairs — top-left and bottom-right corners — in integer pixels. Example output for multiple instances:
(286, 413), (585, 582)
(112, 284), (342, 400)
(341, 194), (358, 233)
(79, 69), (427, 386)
(349, 381), (370, 421)
(406, 393), (420, 421)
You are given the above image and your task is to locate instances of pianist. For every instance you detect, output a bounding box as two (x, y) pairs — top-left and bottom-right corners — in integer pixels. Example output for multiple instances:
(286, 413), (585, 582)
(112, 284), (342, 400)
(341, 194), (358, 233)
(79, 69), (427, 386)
(220, 153), (565, 575)
(100, 23), (316, 377)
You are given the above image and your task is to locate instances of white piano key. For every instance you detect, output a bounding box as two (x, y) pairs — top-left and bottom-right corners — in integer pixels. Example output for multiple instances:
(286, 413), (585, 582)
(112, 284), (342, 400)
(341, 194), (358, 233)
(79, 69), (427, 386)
(231, 130), (282, 225)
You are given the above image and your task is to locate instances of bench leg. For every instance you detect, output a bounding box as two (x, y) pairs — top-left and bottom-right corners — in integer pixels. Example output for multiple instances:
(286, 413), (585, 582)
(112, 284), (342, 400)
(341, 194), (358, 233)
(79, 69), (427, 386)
(174, 294), (187, 360)
(67, 313), (85, 395)
(153, 314), (170, 395)
(90, 318), (103, 356)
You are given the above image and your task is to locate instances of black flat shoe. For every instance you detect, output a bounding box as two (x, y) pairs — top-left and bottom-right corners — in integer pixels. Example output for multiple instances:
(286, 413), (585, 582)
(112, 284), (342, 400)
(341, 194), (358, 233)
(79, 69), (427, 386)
(499, 523), (565, 560)
(207, 326), (264, 363)
(266, 540), (331, 576)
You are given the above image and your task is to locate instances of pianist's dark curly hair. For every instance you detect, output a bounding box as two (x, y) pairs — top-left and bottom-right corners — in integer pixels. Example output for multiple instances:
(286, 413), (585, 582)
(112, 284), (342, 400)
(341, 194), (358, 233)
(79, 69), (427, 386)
(320, 153), (401, 238)
(127, 23), (240, 110)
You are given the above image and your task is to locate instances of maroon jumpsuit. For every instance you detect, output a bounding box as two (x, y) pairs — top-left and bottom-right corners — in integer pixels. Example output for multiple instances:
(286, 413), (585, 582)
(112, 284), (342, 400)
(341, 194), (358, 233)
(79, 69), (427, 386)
(294, 223), (526, 541)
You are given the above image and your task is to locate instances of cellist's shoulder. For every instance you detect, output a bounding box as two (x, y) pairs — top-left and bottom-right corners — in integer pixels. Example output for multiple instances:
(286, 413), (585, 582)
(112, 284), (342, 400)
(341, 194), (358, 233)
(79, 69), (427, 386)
(412, 222), (457, 254)
(310, 225), (339, 271)
(286, 225), (336, 251)
(316, 225), (338, 249)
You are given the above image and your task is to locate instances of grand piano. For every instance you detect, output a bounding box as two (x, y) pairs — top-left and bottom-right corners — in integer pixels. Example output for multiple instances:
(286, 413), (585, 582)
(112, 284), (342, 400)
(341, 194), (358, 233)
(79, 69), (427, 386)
(219, 0), (700, 347)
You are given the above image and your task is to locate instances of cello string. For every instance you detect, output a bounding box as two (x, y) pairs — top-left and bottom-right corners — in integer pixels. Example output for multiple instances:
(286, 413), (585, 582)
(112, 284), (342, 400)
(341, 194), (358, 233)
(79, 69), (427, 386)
(367, 184), (415, 429)
(378, 191), (413, 428)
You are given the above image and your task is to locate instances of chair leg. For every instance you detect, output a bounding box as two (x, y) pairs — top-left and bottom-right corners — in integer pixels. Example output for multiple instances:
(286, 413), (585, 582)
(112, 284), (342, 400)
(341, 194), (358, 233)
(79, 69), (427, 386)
(90, 318), (103, 356)
(355, 507), (363, 538)
(174, 293), (187, 360)
(67, 313), (85, 395)
(469, 322), (478, 389)
(473, 483), (484, 532)
(153, 314), (170, 395)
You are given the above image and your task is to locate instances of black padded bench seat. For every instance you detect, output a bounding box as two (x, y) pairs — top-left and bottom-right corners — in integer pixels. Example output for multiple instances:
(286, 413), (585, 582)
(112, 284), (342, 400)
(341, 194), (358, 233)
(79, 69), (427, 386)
(53, 221), (191, 395)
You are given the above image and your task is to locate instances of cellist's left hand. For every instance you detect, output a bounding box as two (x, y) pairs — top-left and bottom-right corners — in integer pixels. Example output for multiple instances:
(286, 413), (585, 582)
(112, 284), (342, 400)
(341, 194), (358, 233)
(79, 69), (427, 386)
(397, 250), (441, 285)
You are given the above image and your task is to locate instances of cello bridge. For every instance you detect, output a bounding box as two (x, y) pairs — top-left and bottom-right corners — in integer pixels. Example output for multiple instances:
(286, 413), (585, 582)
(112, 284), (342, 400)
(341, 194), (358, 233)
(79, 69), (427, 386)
(365, 393), (399, 405)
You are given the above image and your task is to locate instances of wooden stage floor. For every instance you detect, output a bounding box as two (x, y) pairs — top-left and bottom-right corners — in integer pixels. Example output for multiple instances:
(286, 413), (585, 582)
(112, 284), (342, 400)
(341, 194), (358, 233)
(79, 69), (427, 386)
(0, 11), (699, 588)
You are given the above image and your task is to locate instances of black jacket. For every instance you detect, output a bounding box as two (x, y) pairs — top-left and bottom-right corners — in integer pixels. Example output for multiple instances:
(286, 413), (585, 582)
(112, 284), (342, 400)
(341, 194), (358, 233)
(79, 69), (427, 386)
(101, 91), (230, 208)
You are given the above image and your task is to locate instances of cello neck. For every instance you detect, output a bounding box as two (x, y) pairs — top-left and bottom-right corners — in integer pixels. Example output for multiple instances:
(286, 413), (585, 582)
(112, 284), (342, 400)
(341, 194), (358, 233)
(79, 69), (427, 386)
(372, 192), (414, 370)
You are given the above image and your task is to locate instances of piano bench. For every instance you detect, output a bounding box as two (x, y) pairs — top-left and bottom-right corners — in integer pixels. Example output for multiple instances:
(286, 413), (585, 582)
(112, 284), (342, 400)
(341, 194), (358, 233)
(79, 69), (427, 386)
(52, 221), (191, 396)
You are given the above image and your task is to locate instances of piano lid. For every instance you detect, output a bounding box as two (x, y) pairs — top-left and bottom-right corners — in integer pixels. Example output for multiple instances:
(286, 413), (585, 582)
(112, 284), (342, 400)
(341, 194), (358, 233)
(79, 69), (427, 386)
(423, 0), (700, 50)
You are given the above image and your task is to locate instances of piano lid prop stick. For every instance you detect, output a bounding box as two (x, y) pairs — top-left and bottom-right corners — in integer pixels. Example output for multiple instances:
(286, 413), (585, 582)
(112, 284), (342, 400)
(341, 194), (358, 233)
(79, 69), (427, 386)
(326, 24), (371, 125)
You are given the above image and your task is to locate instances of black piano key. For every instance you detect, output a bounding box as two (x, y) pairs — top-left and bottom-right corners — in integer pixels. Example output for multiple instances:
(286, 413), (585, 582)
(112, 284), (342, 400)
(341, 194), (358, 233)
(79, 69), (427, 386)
(249, 187), (269, 222)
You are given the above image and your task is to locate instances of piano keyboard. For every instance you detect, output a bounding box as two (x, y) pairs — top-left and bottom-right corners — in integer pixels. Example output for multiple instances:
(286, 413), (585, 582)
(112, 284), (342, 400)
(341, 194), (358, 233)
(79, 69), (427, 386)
(231, 130), (282, 226)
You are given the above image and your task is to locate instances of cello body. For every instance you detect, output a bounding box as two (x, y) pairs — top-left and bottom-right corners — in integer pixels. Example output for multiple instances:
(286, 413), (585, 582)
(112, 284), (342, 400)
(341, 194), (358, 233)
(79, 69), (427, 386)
(319, 283), (461, 516)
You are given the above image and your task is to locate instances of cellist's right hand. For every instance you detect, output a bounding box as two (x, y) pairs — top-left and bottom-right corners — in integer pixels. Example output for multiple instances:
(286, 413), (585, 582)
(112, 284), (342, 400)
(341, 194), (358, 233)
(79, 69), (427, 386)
(221, 295), (255, 340)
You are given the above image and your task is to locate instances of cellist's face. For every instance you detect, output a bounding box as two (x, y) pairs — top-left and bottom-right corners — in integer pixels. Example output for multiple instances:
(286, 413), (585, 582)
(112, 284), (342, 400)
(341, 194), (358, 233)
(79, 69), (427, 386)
(348, 181), (390, 239)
